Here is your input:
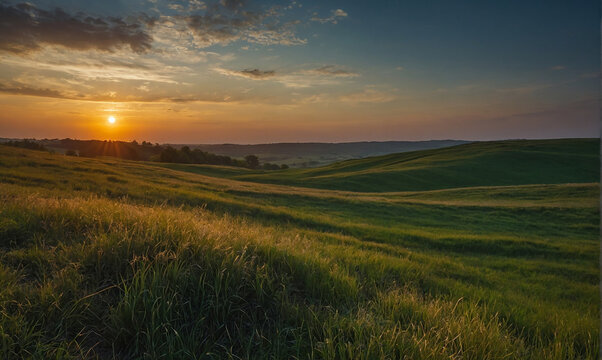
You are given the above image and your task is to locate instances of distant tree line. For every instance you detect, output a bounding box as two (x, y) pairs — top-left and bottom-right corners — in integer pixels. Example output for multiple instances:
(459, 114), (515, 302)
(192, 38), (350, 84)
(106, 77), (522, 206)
(159, 146), (249, 167)
(158, 146), (288, 169)
(2, 139), (47, 151)
(8, 138), (289, 170)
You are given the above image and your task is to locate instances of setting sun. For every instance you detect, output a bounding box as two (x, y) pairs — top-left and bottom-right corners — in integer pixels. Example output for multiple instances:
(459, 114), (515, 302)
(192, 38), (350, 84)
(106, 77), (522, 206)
(107, 116), (116, 124)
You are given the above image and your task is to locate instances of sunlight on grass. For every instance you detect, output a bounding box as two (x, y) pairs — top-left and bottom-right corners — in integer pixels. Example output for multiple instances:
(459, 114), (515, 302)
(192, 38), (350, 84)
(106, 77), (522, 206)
(0, 144), (598, 359)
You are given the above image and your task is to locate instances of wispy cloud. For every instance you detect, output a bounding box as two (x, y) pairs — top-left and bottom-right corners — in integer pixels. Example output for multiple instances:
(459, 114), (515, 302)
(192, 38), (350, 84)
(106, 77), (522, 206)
(310, 9), (348, 24)
(549, 65), (566, 71)
(0, 80), (241, 104)
(214, 64), (359, 87)
(305, 65), (358, 78)
(339, 88), (397, 103)
(150, 16), (236, 63)
(1, 49), (188, 84)
(0, 81), (67, 99)
(214, 67), (276, 79)
(185, 1), (307, 47)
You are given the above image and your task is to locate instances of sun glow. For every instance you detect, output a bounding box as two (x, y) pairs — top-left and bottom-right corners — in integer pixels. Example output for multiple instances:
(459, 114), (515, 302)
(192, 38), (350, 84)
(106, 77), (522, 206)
(107, 116), (116, 124)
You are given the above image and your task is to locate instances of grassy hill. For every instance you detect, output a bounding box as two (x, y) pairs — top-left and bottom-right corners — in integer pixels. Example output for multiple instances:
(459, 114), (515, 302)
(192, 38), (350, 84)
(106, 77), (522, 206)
(181, 140), (469, 167)
(26, 138), (468, 168)
(0, 144), (598, 359)
(160, 138), (598, 192)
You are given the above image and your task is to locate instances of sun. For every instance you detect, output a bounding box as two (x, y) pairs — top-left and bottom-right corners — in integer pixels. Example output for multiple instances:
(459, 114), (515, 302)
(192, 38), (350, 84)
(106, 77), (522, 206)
(107, 116), (116, 124)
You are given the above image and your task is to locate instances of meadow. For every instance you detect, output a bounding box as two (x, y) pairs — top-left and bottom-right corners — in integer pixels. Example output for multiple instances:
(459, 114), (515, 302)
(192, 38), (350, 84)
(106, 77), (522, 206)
(0, 139), (598, 359)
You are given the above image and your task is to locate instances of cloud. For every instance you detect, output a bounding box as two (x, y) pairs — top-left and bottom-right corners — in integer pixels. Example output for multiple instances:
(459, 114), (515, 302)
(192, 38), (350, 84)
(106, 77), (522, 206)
(1, 49), (188, 84)
(185, 2), (306, 47)
(150, 16), (236, 63)
(305, 65), (358, 78)
(274, 75), (340, 88)
(214, 67), (276, 79)
(339, 88), (397, 103)
(189, 0), (207, 11)
(239, 69), (276, 78)
(214, 64), (359, 87)
(168, 4), (185, 11)
(0, 3), (153, 54)
(310, 9), (348, 24)
(0, 80), (238, 103)
(0, 82), (67, 99)
(550, 65), (566, 71)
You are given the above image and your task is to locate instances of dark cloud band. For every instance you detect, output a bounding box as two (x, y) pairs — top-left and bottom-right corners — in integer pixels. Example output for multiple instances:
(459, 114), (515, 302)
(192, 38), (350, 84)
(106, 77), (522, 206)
(0, 3), (153, 54)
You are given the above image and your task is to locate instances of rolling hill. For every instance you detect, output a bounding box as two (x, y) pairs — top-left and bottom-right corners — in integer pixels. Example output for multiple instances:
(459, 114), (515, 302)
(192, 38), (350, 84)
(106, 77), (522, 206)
(157, 138), (600, 192)
(176, 140), (469, 167)
(0, 140), (598, 359)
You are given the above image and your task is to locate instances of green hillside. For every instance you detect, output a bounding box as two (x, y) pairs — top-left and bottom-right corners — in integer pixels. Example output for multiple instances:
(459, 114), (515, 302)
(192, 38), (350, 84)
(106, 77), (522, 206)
(160, 138), (598, 192)
(0, 144), (598, 359)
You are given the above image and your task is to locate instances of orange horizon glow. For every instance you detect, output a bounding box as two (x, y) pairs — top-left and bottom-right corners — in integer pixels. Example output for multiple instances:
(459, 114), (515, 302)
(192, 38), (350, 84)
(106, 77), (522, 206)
(0, 92), (596, 144)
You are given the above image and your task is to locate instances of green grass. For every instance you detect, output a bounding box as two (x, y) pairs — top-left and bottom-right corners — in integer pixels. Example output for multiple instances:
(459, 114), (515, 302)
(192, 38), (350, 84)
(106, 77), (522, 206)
(0, 141), (598, 359)
(157, 139), (599, 192)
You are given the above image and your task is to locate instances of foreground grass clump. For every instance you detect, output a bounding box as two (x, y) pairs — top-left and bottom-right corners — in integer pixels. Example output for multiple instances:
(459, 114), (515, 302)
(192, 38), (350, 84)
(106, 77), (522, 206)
(0, 145), (598, 359)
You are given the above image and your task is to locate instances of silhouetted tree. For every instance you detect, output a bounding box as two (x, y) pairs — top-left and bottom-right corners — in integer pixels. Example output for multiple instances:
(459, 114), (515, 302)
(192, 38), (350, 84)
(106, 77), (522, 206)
(4, 139), (47, 151)
(245, 155), (259, 169)
(160, 146), (179, 162)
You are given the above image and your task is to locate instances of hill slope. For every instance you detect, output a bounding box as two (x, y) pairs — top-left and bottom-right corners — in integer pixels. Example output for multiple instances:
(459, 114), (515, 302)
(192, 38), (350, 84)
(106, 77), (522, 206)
(182, 140), (469, 167)
(0, 145), (598, 358)
(218, 138), (599, 192)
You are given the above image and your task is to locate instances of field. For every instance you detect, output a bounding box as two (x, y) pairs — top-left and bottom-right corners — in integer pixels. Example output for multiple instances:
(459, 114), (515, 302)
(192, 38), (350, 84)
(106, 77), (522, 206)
(0, 139), (599, 359)
(157, 139), (600, 192)
(179, 140), (469, 168)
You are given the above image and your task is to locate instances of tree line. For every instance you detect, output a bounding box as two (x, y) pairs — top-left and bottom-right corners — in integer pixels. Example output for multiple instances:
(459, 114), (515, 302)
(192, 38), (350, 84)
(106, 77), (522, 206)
(2, 139), (47, 151)
(158, 145), (288, 169)
(2, 139), (288, 170)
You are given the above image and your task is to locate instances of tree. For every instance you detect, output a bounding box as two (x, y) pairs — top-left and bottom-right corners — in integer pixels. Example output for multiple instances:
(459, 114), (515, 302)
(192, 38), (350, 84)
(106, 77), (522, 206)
(280, 164), (289, 170)
(160, 146), (179, 162)
(178, 146), (192, 163)
(65, 149), (78, 156)
(244, 155), (259, 169)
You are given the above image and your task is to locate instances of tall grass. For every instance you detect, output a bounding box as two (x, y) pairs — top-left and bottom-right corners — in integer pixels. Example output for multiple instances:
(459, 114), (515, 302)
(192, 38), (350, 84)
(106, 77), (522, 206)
(0, 145), (598, 359)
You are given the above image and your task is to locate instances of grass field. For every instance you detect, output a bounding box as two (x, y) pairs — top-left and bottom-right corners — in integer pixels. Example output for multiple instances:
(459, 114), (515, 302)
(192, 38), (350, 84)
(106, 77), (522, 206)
(0, 139), (599, 359)
(156, 139), (599, 192)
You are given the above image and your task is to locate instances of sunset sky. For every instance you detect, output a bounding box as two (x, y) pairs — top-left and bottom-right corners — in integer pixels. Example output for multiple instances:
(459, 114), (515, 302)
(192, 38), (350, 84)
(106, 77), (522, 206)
(0, 0), (598, 143)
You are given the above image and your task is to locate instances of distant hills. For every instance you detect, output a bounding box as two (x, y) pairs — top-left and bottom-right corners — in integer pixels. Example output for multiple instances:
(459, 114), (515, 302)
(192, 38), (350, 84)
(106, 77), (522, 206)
(162, 138), (600, 192)
(4, 138), (597, 191)
(174, 140), (470, 167)
(0, 138), (469, 167)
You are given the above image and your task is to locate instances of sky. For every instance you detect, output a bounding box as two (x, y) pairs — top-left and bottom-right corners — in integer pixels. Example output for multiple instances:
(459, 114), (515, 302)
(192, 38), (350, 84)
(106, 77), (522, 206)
(0, 0), (599, 143)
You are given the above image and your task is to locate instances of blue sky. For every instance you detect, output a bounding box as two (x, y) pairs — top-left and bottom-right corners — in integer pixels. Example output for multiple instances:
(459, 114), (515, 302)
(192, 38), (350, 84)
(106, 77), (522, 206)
(0, 0), (598, 143)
